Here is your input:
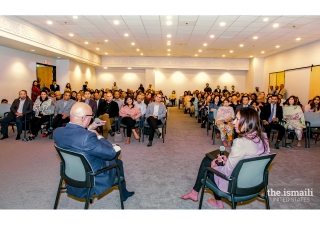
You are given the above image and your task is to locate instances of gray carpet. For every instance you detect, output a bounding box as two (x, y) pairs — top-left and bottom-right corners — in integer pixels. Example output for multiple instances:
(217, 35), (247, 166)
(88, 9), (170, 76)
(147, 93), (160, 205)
(0, 107), (319, 209)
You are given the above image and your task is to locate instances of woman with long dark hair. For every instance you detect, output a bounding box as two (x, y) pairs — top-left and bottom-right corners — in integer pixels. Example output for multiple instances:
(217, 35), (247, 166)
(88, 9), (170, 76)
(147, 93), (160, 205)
(31, 80), (41, 102)
(180, 107), (270, 209)
(64, 83), (72, 93)
(305, 96), (320, 113)
(23, 90), (52, 141)
(119, 95), (142, 144)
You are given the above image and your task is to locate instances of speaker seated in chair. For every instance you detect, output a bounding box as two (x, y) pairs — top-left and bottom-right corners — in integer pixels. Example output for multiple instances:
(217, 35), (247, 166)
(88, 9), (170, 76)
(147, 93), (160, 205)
(180, 108), (272, 209)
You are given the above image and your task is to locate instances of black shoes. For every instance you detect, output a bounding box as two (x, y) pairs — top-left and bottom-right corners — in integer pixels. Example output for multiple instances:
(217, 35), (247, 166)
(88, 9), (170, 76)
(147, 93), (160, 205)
(108, 129), (115, 137)
(15, 134), (21, 140)
(22, 136), (35, 142)
(122, 191), (135, 202)
(0, 134), (9, 140)
(155, 129), (161, 138)
(275, 141), (280, 149)
(147, 141), (152, 147)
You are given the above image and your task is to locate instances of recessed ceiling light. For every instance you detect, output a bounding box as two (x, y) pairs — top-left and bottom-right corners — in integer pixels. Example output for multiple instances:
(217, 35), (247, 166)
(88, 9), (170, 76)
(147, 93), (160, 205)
(203, 43), (207, 46)
(166, 16), (172, 19)
(167, 43), (171, 46)
(69, 33), (73, 36)
(96, 48), (99, 50)
(47, 21), (52, 25)
(210, 35), (214, 38)
(104, 39), (108, 42)
(136, 49), (140, 51)
(276, 45), (280, 48)
(124, 33), (129, 37)
(167, 53), (170, 56)
(273, 23), (279, 28)
(85, 42), (88, 44)
(195, 54), (198, 56)
(222, 55), (225, 57)
(73, 16), (78, 19)
(104, 67), (107, 69)
(250, 56), (253, 58)
(105, 52), (108, 55)
(199, 50), (202, 52)
(57, 57), (60, 58)
(261, 51), (265, 53)
(131, 42), (135, 45)
(31, 50), (35, 51)
(230, 50), (233, 53)
(140, 53), (143, 55)
(114, 20), (119, 25)
(253, 36), (258, 39)
(240, 44), (243, 47)
(127, 67), (132, 69)
(167, 49), (171, 51)
(167, 34), (171, 38)
(220, 22), (226, 26)
(263, 18), (269, 22)
(166, 21), (172, 25)
(296, 38), (301, 41)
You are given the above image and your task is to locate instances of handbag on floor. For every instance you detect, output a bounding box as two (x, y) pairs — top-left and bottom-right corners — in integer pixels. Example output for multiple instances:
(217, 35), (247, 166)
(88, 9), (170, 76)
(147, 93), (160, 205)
(113, 131), (123, 142)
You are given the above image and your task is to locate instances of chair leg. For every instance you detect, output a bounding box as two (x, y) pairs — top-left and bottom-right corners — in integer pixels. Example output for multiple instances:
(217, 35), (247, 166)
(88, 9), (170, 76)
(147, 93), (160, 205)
(265, 189), (270, 209)
(231, 195), (236, 209)
(84, 188), (91, 209)
(53, 178), (63, 209)
(198, 183), (206, 209)
(162, 127), (165, 143)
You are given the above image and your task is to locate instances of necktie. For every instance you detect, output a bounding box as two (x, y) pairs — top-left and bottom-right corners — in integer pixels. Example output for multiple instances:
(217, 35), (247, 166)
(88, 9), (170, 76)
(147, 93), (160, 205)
(268, 104), (275, 123)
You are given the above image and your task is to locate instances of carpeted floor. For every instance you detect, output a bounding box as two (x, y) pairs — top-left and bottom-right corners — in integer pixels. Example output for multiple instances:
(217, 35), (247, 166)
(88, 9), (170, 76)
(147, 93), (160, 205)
(0, 107), (319, 209)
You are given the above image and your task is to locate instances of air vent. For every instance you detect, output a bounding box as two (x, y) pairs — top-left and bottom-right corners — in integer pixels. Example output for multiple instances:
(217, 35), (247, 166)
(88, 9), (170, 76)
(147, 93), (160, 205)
(282, 24), (304, 29)
(175, 43), (187, 46)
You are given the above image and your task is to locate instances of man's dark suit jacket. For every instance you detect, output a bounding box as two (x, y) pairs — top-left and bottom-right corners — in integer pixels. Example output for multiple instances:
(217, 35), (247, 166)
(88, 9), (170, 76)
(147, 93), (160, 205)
(50, 84), (60, 92)
(10, 97), (33, 117)
(260, 103), (283, 122)
(54, 123), (117, 199)
(97, 100), (119, 118)
(213, 88), (221, 93)
(235, 104), (254, 114)
(84, 99), (97, 116)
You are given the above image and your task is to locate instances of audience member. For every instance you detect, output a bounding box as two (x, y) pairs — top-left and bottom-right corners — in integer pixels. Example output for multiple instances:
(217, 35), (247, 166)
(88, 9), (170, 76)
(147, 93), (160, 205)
(283, 96), (306, 147)
(64, 83), (72, 93)
(76, 92), (83, 102)
(235, 96), (254, 114)
(222, 86), (229, 94)
(180, 107), (269, 208)
(146, 84), (154, 92)
(0, 90), (33, 140)
(169, 90), (177, 107)
(41, 83), (50, 93)
(1, 99), (8, 104)
(260, 95), (285, 149)
(71, 91), (77, 100)
(213, 85), (221, 93)
(269, 85), (275, 95)
(97, 92), (119, 139)
(82, 81), (88, 91)
(145, 94), (166, 147)
(113, 90), (124, 109)
(119, 96), (141, 144)
(23, 90), (52, 141)
(83, 90), (97, 116)
(278, 84), (287, 99)
(230, 85), (236, 95)
(31, 80), (41, 102)
(305, 96), (320, 113)
(43, 91), (75, 137)
(52, 91), (62, 106)
(94, 92), (104, 109)
(204, 83), (212, 93)
(134, 94), (147, 117)
(138, 84), (145, 93)
(50, 80), (60, 92)
(215, 99), (235, 147)
(112, 82), (118, 91)
(229, 95), (239, 112)
(53, 102), (134, 202)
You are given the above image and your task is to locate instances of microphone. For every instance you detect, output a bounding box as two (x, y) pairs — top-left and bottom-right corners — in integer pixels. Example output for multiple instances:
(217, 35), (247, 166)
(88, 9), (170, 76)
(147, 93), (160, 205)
(219, 146), (225, 156)
(88, 118), (100, 130)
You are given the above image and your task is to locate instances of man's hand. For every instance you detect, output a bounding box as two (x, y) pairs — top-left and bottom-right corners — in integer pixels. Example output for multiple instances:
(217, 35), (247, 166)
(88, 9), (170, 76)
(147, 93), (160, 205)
(211, 160), (217, 168)
(272, 118), (278, 122)
(15, 112), (23, 117)
(88, 120), (106, 130)
(61, 113), (68, 119)
(104, 113), (109, 117)
(152, 115), (157, 118)
(88, 129), (99, 136)
(263, 120), (269, 125)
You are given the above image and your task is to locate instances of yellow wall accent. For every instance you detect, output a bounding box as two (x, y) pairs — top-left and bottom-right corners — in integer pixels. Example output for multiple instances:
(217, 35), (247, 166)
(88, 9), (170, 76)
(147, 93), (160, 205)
(276, 72), (285, 87)
(269, 71), (285, 91)
(37, 67), (53, 89)
(309, 66), (320, 100)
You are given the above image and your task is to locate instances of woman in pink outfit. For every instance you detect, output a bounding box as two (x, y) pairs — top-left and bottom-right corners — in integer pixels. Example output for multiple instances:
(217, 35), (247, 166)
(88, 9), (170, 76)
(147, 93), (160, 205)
(119, 95), (142, 144)
(180, 107), (270, 209)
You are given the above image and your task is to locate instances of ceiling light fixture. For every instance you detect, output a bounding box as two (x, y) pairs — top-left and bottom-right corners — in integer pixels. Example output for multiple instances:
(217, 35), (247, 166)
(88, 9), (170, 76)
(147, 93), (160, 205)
(166, 21), (172, 25)
(166, 16), (172, 20)
(263, 18), (269, 22)
(203, 43), (207, 46)
(128, 67), (132, 69)
(69, 33), (74, 36)
(114, 20), (119, 25)
(210, 35), (214, 38)
(167, 49), (171, 51)
(96, 48), (99, 50)
(167, 53), (170, 56)
(240, 44), (243, 47)
(105, 53), (108, 55)
(47, 21), (52, 25)
(250, 56), (253, 58)
(276, 45), (280, 48)
(220, 22), (226, 26)
(57, 57), (61, 58)
(73, 16), (78, 19)
(167, 34), (171, 38)
(104, 67), (107, 69)
(131, 42), (135, 45)
(167, 43), (171, 46)
(31, 50), (35, 51)
(253, 36), (258, 39)
(222, 55), (225, 57)
(104, 39), (108, 42)
(199, 50), (202, 52)
(136, 49), (140, 51)
(230, 50), (233, 53)
(140, 53), (143, 55)
(261, 51), (265, 53)
(124, 33), (129, 37)
(273, 23), (279, 28)
(296, 38), (301, 41)
(85, 42), (88, 44)
(195, 54), (198, 56)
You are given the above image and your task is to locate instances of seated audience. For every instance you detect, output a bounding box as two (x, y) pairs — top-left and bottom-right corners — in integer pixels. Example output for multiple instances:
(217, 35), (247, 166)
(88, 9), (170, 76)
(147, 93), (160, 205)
(283, 96), (306, 147)
(204, 83), (212, 93)
(169, 90), (177, 106)
(199, 95), (211, 128)
(64, 83), (72, 93)
(180, 108), (270, 208)
(215, 99), (235, 147)
(222, 86), (229, 94)
(278, 94), (285, 106)
(0, 90), (33, 140)
(119, 96), (142, 144)
(82, 81), (88, 91)
(145, 94), (166, 147)
(305, 96), (320, 113)
(53, 102), (134, 201)
(94, 92), (104, 109)
(183, 92), (193, 113)
(230, 85), (236, 95)
(113, 90), (124, 109)
(50, 80), (60, 92)
(209, 95), (221, 119)
(83, 90), (97, 116)
(235, 96), (254, 114)
(52, 91), (62, 106)
(260, 95), (285, 149)
(76, 92), (83, 102)
(97, 92), (119, 139)
(111, 82), (118, 91)
(134, 94), (147, 117)
(23, 90), (52, 141)
(43, 91), (75, 137)
(229, 94), (239, 112)
(214, 85), (221, 94)
(71, 91), (77, 100)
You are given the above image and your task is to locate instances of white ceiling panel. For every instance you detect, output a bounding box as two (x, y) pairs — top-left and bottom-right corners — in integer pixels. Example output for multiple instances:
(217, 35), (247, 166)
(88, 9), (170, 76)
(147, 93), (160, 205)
(197, 15), (219, 21)
(159, 15), (179, 21)
(140, 15), (160, 20)
(236, 16), (259, 22)
(216, 15), (240, 22)
(178, 16), (199, 21)
(124, 20), (144, 26)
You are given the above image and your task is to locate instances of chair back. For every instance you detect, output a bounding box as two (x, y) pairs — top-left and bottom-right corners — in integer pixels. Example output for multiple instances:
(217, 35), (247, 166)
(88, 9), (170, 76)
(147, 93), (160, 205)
(0, 104), (11, 117)
(304, 112), (320, 127)
(228, 153), (276, 195)
(55, 145), (95, 188)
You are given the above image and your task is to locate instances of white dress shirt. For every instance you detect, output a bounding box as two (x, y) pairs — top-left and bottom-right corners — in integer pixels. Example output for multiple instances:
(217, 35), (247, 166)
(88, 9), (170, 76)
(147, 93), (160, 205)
(17, 98), (26, 113)
(153, 104), (159, 116)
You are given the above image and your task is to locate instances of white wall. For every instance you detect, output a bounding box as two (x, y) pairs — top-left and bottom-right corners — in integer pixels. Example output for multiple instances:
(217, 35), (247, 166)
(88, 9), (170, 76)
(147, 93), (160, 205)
(95, 68), (146, 91)
(0, 45), (56, 102)
(56, 59), (69, 91)
(69, 60), (97, 92)
(263, 39), (320, 95)
(285, 69), (311, 105)
(155, 68), (247, 97)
